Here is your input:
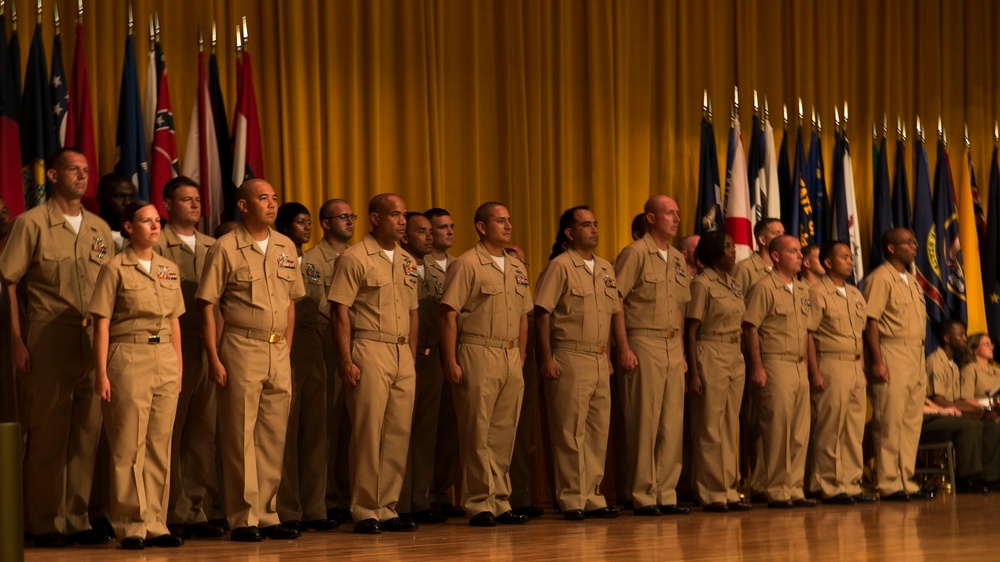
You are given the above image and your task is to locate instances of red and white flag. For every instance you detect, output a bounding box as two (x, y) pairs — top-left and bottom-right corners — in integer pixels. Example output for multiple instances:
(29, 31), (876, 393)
(231, 50), (264, 194)
(181, 50), (223, 233)
(149, 63), (178, 218)
(725, 117), (753, 261)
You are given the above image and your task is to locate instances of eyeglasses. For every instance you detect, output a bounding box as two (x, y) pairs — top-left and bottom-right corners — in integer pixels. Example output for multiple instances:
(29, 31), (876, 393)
(322, 213), (357, 222)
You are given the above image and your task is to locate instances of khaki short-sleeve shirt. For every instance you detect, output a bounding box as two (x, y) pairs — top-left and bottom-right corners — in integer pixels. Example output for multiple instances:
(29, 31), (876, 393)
(534, 249), (619, 346)
(440, 242), (532, 341)
(302, 241), (342, 325)
(614, 234), (691, 331)
(807, 276), (866, 355)
(686, 268), (745, 338)
(327, 235), (418, 337)
(926, 348), (964, 401)
(89, 246), (184, 338)
(732, 252), (771, 299)
(195, 224), (306, 331)
(743, 271), (811, 357)
(961, 362), (1000, 398)
(0, 198), (114, 322)
(417, 255), (452, 348)
(154, 223), (215, 334)
(862, 263), (926, 341)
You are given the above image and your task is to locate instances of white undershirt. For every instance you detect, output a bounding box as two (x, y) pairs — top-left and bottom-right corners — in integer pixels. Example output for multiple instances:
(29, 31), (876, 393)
(491, 255), (505, 270)
(383, 249), (395, 263)
(583, 258), (595, 274)
(416, 264), (425, 279)
(786, 283), (794, 293)
(178, 233), (197, 253)
(111, 230), (124, 251)
(435, 258), (447, 271)
(64, 213), (83, 234)
(900, 273), (909, 285)
(137, 258), (151, 273)
(658, 248), (669, 262)
(256, 236), (269, 254)
(836, 286), (847, 297)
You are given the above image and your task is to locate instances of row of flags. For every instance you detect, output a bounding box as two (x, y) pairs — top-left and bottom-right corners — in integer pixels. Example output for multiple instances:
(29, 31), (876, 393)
(697, 89), (1000, 353)
(0, 9), (264, 234)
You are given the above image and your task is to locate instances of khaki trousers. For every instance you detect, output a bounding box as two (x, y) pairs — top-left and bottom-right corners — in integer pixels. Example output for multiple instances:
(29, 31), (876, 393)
(691, 341), (744, 505)
(620, 334), (685, 507)
(278, 327), (328, 522)
(432, 381), (460, 506)
(345, 339), (415, 522)
(168, 334), (219, 525)
(398, 348), (443, 514)
(454, 343), (524, 516)
(868, 340), (925, 496)
(102, 341), (180, 540)
(217, 331), (292, 529)
(23, 321), (102, 534)
(322, 325), (352, 512)
(759, 356), (810, 502)
(509, 352), (539, 509)
(809, 355), (866, 498)
(740, 362), (767, 495)
(544, 349), (611, 512)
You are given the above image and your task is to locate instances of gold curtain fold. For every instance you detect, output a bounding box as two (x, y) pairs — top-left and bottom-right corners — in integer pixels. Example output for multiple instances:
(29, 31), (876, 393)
(16, 0), (1000, 272)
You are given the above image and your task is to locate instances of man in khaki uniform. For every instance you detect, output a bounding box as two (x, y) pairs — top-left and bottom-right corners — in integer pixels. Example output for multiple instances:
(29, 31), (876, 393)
(308, 198), (355, 523)
(535, 206), (623, 520)
(329, 193), (419, 535)
(423, 208), (463, 516)
(397, 212), (447, 524)
(0, 148), (113, 547)
(732, 217), (784, 499)
(153, 177), (225, 538)
(742, 235), (817, 508)
(440, 202), (532, 527)
(196, 179), (305, 541)
(614, 195), (690, 515)
(805, 241), (875, 504)
(863, 227), (931, 501)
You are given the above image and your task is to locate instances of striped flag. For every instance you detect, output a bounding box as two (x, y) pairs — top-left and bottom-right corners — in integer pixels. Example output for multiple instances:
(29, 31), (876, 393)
(149, 44), (178, 218)
(831, 128), (864, 284)
(763, 117), (781, 220)
(114, 34), (149, 201)
(181, 48), (224, 233)
(747, 114), (766, 234)
(65, 22), (98, 213)
(231, 48), (264, 216)
(724, 117), (752, 261)
(51, 31), (68, 147)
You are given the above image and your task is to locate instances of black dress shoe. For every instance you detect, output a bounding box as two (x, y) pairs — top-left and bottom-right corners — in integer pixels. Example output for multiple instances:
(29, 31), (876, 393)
(303, 518), (340, 531)
(767, 500), (795, 509)
(633, 505), (662, 516)
(469, 511), (496, 527)
(381, 517), (418, 532)
(956, 479), (991, 495)
(407, 509), (447, 524)
(326, 508), (353, 523)
(658, 504), (691, 515)
(282, 520), (304, 532)
(852, 494), (879, 504)
(438, 503), (466, 518)
(585, 506), (622, 519)
(793, 498), (818, 508)
(727, 501), (753, 511)
(34, 532), (68, 548)
(496, 510), (529, 524)
(703, 502), (728, 513)
(911, 489), (935, 501)
(230, 526), (264, 542)
(563, 509), (586, 521)
(881, 491), (910, 502)
(513, 505), (544, 518)
(260, 524), (301, 540)
(186, 521), (227, 538)
(120, 536), (145, 550)
(147, 534), (184, 547)
(822, 493), (856, 505)
(91, 518), (115, 539)
(209, 518), (229, 531)
(66, 529), (112, 545)
(353, 518), (382, 534)
(167, 524), (188, 538)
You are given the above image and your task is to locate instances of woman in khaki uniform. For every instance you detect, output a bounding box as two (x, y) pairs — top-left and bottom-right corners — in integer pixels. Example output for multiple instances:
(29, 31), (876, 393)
(964, 334), (1000, 397)
(90, 201), (184, 550)
(684, 232), (750, 512)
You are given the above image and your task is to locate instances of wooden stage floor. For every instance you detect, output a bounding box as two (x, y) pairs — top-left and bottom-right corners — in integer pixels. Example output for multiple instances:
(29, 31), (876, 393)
(22, 493), (1000, 561)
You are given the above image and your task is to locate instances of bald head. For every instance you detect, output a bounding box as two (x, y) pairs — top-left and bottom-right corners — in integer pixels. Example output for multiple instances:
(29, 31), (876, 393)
(236, 179), (278, 229)
(369, 193), (401, 216)
(643, 195), (680, 240)
(768, 234), (803, 277)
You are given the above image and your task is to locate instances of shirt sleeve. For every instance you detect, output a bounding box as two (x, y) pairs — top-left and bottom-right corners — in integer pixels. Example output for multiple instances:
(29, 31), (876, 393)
(440, 258), (473, 313)
(88, 262), (120, 319)
(195, 242), (228, 304)
(685, 278), (708, 322)
(327, 252), (364, 308)
(742, 280), (771, 328)
(863, 271), (889, 320)
(613, 246), (641, 300)
(532, 262), (566, 314)
(807, 286), (824, 332)
(0, 215), (36, 284)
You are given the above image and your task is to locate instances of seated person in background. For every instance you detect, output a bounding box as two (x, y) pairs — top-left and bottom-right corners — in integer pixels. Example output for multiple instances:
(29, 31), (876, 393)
(926, 320), (1000, 493)
(962, 334), (1000, 398)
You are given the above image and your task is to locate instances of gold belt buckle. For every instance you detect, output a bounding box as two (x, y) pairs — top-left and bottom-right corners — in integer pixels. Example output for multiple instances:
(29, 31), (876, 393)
(268, 333), (282, 343)
(81, 318), (92, 327)
(596, 345), (606, 354)
(422, 348), (432, 356)
(147, 335), (160, 344)
(503, 340), (515, 349)
(666, 331), (675, 340)
(397, 336), (407, 345)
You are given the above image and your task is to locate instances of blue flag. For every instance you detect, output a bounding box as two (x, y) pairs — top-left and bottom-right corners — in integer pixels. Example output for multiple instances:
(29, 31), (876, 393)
(208, 52), (236, 221)
(892, 139), (911, 230)
(747, 114), (767, 230)
(20, 24), (55, 209)
(695, 116), (722, 233)
(790, 127), (814, 246)
(984, 146), (1000, 352)
(933, 139), (966, 325)
(868, 137), (892, 271)
(831, 131), (847, 242)
(51, 33), (68, 147)
(114, 35), (149, 201)
(807, 130), (828, 245)
(913, 138), (942, 350)
(777, 127), (792, 234)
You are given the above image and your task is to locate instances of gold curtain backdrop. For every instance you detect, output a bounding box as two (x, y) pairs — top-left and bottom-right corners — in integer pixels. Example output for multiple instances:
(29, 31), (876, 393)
(16, 0), (1000, 272)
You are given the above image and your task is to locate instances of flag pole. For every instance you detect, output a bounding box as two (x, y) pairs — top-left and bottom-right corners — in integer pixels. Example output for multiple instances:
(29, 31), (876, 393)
(732, 85), (738, 127)
(53, 2), (59, 34)
(753, 89), (758, 117)
(917, 115), (924, 144)
(764, 96), (770, 123)
(10, 0), (15, 32)
(783, 103), (788, 131)
(77, 0), (82, 24)
(965, 123), (970, 151)
(702, 89), (708, 121)
(707, 97), (713, 124)
(35, 0), (40, 26)
(154, 11), (160, 43)
(843, 102), (848, 137)
(818, 114), (822, 134)
(883, 113), (887, 140)
(127, 1), (133, 36)
(902, 121), (907, 143)
(897, 116), (902, 141)
(994, 121), (998, 147)
(198, 25), (203, 53)
(235, 24), (242, 57)
(241, 15), (249, 50)
(797, 98), (803, 126)
(835, 107), (840, 133)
